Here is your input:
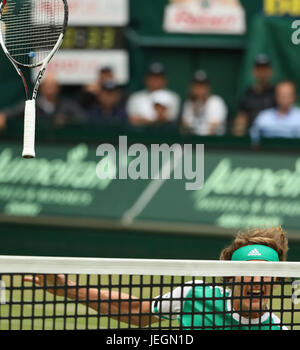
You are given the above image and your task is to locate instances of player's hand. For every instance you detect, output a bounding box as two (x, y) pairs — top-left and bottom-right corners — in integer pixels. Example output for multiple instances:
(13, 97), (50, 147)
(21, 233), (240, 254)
(24, 274), (71, 297)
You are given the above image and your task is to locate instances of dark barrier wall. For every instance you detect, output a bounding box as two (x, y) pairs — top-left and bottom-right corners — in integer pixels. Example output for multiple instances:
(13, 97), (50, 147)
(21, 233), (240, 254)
(0, 222), (233, 260)
(1, 222), (300, 261)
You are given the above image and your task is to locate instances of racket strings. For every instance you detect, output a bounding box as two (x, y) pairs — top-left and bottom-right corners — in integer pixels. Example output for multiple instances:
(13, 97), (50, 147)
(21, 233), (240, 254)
(1, 0), (65, 66)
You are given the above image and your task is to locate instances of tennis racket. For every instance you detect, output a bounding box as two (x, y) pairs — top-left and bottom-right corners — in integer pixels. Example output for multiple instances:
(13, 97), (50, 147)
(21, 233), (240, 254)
(0, 0), (68, 158)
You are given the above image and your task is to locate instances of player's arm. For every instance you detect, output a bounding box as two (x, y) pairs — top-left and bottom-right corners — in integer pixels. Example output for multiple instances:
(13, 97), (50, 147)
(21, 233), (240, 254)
(24, 274), (157, 327)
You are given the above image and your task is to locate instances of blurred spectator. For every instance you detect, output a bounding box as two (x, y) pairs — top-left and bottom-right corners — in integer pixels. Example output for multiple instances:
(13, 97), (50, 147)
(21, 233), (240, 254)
(181, 70), (227, 136)
(127, 62), (180, 126)
(150, 90), (178, 128)
(78, 66), (115, 109)
(250, 81), (300, 143)
(0, 74), (84, 130)
(86, 80), (128, 127)
(232, 54), (276, 136)
(0, 113), (5, 131)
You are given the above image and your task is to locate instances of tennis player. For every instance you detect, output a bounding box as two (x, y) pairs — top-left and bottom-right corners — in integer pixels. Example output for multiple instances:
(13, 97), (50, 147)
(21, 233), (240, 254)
(151, 226), (289, 330)
(25, 226), (289, 330)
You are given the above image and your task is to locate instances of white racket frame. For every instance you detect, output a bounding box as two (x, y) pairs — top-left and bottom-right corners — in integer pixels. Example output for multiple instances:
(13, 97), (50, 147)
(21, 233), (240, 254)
(0, 0), (68, 158)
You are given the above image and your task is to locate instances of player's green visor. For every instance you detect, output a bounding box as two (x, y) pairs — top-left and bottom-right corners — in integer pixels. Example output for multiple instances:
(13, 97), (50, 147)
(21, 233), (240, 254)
(231, 244), (279, 262)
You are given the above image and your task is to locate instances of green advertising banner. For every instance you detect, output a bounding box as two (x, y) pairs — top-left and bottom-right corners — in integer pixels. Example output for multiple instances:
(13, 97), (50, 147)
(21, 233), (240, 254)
(0, 141), (300, 235)
(138, 152), (300, 232)
(0, 142), (150, 220)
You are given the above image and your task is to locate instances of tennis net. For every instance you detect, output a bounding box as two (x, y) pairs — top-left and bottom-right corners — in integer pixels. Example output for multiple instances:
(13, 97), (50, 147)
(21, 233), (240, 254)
(1, 256), (300, 330)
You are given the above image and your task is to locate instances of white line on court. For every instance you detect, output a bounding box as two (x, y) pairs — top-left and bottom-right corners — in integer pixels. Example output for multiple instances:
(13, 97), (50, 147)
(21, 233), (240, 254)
(121, 150), (183, 225)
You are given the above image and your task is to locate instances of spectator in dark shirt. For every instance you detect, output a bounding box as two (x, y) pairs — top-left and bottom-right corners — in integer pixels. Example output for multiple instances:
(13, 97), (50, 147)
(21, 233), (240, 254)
(78, 66), (115, 109)
(86, 80), (128, 127)
(0, 74), (84, 130)
(232, 54), (276, 136)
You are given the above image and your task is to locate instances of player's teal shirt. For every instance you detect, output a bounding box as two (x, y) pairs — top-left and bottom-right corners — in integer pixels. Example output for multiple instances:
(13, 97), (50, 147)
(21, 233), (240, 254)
(152, 281), (287, 330)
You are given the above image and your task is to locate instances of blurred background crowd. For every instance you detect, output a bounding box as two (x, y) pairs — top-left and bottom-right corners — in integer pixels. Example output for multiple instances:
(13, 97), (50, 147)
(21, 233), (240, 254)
(1, 0), (300, 146)
(1, 54), (300, 145)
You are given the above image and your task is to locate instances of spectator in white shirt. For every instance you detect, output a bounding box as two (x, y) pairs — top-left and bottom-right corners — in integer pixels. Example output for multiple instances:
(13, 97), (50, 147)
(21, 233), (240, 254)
(127, 62), (180, 126)
(181, 70), (228, 136)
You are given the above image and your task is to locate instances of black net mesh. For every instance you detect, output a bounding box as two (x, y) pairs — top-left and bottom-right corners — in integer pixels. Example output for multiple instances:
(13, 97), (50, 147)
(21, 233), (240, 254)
(1, 257), (300, 330)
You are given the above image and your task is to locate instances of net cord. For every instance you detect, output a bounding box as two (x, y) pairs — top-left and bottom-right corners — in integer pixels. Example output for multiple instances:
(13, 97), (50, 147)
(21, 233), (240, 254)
(1, 256), (300, 277)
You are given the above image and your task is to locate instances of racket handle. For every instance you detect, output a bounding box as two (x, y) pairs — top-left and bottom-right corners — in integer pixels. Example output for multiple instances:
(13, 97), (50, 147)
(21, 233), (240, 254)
(22, 100), (36, 159)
